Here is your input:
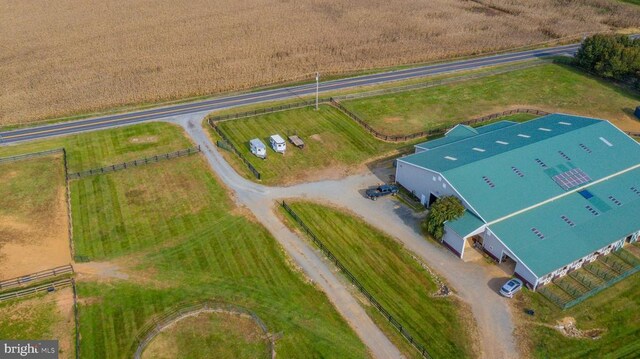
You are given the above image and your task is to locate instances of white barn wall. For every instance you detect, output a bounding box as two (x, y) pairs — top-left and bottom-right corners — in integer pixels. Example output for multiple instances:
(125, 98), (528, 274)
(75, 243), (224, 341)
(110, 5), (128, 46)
(442, 226), (465, 258)
(514, 262), (539, 288)
(479, 228), (509, 261)
(395, 161), (474, 210)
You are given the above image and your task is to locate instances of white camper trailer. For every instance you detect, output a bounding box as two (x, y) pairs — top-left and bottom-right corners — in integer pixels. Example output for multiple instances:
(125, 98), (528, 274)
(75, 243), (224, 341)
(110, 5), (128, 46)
(249, 138), (267, 159)
(269, 134), (286, 154)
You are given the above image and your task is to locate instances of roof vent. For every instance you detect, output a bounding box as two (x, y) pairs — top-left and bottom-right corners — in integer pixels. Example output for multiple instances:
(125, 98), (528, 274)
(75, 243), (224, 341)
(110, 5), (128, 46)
(585, 205), (599, 216)
(631, 187), (640, 196)
(579, 144), (592, 154)
(599, 137), (613, 147)
(560, 215), (575, 227)
(538, 127), (552, 132)
(511, 166), (524, 178)
(517, 134), (531, 138)
(482, 176), (495, 188)
(444, 156), (457, 161)
(531, 227), (545, 239)
(607, 195), (622, 206)
(535, 158), (548, 169)
(558, 121), (572, 126)
(558, 150), (571, 161)
(472, 147), (486, 152)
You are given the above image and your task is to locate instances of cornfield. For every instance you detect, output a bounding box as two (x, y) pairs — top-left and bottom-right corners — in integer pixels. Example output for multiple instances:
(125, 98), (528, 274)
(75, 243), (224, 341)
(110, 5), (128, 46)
(1, 0), (638, 126)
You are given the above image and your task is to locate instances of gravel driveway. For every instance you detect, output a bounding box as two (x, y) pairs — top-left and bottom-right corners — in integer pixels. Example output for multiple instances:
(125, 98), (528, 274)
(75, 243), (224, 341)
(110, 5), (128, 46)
(172, 114), (519, 359)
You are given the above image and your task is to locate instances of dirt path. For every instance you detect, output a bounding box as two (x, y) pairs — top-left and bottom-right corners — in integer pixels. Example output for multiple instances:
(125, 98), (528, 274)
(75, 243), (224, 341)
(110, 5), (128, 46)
(173, 113), (521, 358)
(174, 114), (402, 359)
(275, 178), (519, 358)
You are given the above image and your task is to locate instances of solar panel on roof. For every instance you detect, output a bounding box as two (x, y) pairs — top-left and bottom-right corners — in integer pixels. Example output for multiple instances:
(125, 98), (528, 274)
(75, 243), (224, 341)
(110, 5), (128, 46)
(552, 168), (591, 191)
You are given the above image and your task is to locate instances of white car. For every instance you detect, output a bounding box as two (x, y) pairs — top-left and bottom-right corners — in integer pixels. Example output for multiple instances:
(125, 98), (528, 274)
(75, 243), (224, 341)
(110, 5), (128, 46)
(499, 278), (523, 298)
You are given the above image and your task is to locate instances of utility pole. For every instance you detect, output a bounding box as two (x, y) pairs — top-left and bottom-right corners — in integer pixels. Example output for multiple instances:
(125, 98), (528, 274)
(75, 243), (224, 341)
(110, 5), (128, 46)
(315, 72), (320, 111)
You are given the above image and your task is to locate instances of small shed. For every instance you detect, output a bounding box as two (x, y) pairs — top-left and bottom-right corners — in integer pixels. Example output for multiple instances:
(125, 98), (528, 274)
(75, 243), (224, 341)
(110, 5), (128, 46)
(270, 134), (286, 153)
(635, 106), (640, 119)
(288, 135), (305, 149)
(249, 138), (267, 159)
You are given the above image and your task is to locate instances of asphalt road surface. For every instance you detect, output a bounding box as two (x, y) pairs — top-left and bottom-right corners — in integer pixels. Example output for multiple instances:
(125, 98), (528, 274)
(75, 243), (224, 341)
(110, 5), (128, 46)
(0, 41), (592, 145)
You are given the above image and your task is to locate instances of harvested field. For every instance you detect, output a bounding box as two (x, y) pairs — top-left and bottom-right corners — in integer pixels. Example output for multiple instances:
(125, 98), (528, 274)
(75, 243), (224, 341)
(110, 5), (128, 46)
(0, 155), (70, 280)
(1, 0), (639, 126)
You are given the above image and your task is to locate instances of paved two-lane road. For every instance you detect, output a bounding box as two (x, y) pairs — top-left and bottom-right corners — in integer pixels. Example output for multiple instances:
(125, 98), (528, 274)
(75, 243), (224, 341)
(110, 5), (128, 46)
(1, 42), (586, 144)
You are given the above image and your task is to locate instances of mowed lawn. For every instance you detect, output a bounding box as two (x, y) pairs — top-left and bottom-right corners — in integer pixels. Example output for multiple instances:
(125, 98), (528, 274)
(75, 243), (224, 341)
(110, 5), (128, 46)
(515, 263), (640, 359)
(215, 105), (404, 185)
(282, 201), (475, 359)
(342, 64), (640, 135)
(0, 122), (192, 171)
(142, 312), (271, 359)
(71, 155), (225, 259)
(1, 123), (368, 358)
(74, 157), (369, 358)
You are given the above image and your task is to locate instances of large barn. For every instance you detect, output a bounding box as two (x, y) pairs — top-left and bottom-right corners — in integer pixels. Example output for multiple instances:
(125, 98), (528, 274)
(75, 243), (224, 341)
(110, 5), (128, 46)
(396, 114), (640, 290)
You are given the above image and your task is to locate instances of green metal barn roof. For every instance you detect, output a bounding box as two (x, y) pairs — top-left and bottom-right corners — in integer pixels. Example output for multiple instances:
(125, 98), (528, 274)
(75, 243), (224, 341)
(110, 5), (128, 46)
(447, 210), (484, 237)
(403, 114), (640, 277)
(415, 121), (517, 150)
(489, 166), (640, 277)
(400, 114), (640, 221)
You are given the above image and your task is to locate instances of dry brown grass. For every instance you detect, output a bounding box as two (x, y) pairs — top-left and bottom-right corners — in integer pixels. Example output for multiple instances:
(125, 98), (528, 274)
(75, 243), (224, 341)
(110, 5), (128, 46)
(1, 0), (639, 126)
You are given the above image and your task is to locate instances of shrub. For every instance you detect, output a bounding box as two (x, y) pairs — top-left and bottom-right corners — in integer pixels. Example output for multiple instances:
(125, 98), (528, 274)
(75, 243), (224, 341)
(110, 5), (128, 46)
(423, 196), (465, 240)
(575, 34), (640, 88)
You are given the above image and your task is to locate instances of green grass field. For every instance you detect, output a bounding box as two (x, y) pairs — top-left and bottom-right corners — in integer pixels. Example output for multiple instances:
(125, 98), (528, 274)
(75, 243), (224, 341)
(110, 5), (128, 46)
(1, 123), (369, 358)
(341, 64), (640, 136)
(0, 289), (75, 358)
(0, 155), (64, 222)
(74, 157), (368, 357)
(0, 294), (59, 339)
(71, 155), (227, 259)
(281, 201), (475, 359)
(0, 122), (192, 171)
(515, 267), (640, 358)
(142, 311), (270, 359)
(213, 105), (410, 185)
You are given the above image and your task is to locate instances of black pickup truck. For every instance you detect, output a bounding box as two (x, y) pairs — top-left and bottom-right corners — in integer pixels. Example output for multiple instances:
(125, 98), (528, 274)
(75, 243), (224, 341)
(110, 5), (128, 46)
(365, 184), (399, 200)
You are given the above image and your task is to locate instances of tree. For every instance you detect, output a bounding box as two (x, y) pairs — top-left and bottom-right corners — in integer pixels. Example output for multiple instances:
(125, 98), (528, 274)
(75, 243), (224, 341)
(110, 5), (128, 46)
(575, 34), (640, 88)
(423, 195), (465, 240)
